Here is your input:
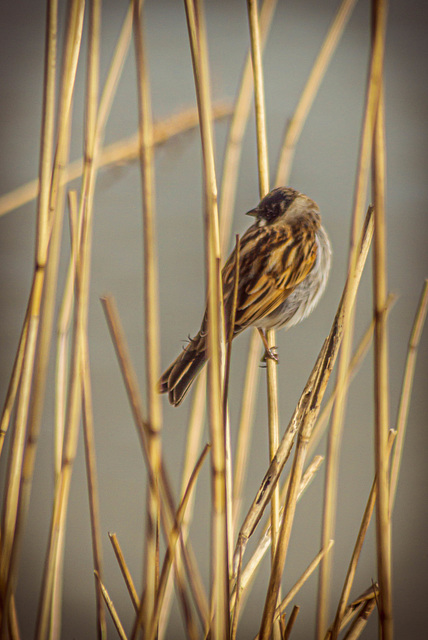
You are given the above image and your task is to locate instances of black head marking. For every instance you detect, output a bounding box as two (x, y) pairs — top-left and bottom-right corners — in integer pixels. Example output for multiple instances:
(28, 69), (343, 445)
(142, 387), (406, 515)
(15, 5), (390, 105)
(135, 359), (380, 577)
(247, 187), (299, 223)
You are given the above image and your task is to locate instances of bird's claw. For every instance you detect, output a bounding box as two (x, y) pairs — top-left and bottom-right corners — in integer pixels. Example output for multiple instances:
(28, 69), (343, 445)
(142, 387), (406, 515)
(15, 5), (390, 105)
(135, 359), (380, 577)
(260, 346), (279, 364)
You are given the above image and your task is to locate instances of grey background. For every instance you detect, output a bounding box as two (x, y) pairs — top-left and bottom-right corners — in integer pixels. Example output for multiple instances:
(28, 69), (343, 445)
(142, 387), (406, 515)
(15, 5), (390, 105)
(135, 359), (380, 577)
(1, 0), (427, 638)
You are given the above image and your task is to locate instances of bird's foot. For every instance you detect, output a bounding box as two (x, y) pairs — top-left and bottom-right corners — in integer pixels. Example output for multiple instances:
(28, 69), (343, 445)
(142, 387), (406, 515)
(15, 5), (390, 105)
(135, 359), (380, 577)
(260, 346), (279, 365)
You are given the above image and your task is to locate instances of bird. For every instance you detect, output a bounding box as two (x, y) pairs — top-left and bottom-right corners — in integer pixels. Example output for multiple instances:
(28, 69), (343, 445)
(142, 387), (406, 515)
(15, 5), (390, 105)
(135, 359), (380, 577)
(159, 186), (331, 406)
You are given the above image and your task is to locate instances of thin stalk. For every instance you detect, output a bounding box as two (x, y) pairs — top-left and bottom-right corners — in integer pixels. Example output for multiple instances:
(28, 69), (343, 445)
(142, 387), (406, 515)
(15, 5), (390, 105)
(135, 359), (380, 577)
(246, 4), (282, 636)
(108, 533), (140, 612)
(81, 337), (106, 640)
(95, 572), (129, 640)
(372, 70), (392, 637)
(0, 301), (30, 460)
(231, 459), (325, 624)
(184, 2), (228, 638)
(133, 0), (163, 632)
(389, 279), (428, 511)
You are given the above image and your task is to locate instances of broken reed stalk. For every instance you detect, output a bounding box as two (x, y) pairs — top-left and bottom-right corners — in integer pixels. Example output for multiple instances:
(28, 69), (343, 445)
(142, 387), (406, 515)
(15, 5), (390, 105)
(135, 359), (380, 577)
(316, 0), (388, 635)
(326, 585), (379, 639)
(132, 0), (163, 633)
(389, 279), (428, 511)
(184, 1), (229, 638)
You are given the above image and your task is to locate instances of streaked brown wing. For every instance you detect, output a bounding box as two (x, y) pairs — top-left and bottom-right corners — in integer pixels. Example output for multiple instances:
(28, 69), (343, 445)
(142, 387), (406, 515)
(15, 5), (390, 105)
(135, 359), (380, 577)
(222, 221), (317, 334)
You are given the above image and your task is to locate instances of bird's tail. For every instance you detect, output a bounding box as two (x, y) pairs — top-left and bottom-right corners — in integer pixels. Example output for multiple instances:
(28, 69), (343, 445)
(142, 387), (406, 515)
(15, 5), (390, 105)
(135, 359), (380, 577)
(158, 332), (207, 406)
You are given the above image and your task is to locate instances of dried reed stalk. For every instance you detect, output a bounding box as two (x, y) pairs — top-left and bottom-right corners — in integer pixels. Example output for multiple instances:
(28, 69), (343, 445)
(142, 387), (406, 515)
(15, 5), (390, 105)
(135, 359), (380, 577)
(95, 571), (128, 640)
(109, 533), (140, 613)
(184, 1), (229, 638)
(246, 2), (281, 636)
(372, 72), (392, 638)
(389, 279), (428, 511)
(133, 0), (163, 633)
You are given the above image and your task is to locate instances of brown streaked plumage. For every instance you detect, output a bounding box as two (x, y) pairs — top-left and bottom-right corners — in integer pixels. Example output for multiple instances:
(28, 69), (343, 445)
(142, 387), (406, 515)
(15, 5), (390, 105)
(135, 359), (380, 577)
(159, 187), (331, 406)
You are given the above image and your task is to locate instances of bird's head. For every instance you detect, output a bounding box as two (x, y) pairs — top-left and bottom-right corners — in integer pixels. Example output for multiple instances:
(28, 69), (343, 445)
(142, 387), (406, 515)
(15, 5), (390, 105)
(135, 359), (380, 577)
(246, 187), (318, 225)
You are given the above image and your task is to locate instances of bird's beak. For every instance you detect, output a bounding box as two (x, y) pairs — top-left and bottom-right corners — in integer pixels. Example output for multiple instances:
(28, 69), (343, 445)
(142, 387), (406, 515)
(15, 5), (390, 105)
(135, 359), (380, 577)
(246, 207), (259, 217)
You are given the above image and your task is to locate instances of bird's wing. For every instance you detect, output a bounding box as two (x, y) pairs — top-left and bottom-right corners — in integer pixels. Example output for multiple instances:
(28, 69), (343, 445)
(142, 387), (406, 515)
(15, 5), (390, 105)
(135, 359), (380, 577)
(222, 222), (318, 333)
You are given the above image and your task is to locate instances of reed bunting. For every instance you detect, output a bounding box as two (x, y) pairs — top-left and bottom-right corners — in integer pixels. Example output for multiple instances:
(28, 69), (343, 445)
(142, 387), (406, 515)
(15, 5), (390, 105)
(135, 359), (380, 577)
(159, 187), (331, 406)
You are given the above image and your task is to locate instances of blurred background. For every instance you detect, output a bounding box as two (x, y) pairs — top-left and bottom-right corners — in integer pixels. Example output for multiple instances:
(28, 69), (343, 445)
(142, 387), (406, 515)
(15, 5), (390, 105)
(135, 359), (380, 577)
(0, 0), (427, 637)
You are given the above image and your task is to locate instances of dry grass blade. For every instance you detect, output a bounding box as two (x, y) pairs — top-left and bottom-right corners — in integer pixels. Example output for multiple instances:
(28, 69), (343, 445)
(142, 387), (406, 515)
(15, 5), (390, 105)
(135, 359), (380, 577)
(389, 279), (428, 511)
(95, 571), (129, 640)
(0, 288), (30, 460)
(108, 533), (140, 613)
(184, 1), (229, 637)
(232, 330), (262, 529)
